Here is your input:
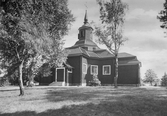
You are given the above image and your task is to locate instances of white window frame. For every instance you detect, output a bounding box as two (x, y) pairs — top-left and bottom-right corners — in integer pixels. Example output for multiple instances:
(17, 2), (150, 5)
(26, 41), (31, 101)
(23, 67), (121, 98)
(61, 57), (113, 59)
(103, 65), (111, 75)
(91, 65), (98, 75)
(83, 63), (87, 74)
(68, 69), (72, 73)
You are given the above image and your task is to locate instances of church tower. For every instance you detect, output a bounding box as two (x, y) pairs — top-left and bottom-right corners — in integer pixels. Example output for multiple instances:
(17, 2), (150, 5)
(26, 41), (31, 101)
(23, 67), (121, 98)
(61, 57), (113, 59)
(78, 10), (93, 41)
(71, 10), (99, 51)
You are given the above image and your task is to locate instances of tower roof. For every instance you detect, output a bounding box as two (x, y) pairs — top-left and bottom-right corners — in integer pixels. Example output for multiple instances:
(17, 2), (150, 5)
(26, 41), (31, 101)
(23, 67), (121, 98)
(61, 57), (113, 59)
(67, 39), (100, 49)
(79, 10), (93, 30)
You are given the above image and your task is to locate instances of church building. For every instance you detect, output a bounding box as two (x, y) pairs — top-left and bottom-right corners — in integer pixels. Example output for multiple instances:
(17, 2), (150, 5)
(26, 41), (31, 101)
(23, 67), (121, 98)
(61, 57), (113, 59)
(38, 11), (141, 86)
(53, 11), (141, 86)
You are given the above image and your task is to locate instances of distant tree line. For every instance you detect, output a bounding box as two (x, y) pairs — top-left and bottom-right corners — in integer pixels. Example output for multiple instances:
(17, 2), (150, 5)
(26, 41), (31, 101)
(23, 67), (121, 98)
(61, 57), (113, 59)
(143, 69), (167, 87)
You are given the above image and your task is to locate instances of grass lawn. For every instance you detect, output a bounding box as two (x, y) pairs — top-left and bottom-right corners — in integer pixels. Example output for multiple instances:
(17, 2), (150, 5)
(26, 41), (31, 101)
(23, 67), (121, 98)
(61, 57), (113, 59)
(0, 86), (167, 116)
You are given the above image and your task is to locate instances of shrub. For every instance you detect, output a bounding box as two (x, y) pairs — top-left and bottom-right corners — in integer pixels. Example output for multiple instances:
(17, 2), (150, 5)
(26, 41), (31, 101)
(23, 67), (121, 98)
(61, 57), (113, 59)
(88, 74), (101, 86)
(161, 73), (167, 86)
(0, 76), (9, 87)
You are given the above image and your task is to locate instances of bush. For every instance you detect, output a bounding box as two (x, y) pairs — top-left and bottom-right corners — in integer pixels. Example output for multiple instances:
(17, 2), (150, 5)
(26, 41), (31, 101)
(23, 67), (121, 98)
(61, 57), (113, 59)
(88, 74), (101, 86)
(0, 76), (9, 87)
(161, 73), (167, 86)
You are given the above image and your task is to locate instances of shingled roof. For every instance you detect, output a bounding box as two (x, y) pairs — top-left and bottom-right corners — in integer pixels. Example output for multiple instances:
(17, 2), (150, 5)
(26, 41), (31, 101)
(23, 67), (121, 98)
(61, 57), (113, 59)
(118, 57), (141, 66)
(118, 52), (136, 58)
(66, 47), (137, 59)
(68, 39), (100, 49)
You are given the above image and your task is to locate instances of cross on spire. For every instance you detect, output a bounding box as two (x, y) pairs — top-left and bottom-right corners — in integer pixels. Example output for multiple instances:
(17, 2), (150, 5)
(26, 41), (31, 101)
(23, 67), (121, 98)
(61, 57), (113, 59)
(84, 10), (88, 24)
(84, 2), (88, 24)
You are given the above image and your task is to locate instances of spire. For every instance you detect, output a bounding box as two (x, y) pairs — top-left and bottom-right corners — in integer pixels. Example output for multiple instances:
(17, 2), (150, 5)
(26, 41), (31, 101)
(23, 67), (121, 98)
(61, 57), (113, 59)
(84, 10), (88, 24)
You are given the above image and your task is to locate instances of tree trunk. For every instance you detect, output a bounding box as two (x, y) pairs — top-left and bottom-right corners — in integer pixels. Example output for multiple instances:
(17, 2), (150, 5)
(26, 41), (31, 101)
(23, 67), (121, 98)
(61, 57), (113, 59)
(18, 60), (24, 96)
(114, 54), (118, 88)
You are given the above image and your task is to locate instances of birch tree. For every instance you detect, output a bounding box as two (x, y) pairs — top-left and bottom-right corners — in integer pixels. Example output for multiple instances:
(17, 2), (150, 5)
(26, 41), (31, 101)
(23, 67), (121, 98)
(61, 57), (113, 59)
(95, 0), (128, 88)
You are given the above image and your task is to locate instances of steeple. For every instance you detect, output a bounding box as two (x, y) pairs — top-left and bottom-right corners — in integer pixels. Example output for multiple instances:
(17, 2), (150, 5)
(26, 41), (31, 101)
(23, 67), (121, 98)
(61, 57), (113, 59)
(84, 10), (88, 24)
(69, 10), (100, 51)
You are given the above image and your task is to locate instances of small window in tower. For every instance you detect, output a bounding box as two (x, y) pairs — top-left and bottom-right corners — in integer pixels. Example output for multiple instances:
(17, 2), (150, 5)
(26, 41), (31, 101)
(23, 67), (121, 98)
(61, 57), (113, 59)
(81, 30), (85, 37)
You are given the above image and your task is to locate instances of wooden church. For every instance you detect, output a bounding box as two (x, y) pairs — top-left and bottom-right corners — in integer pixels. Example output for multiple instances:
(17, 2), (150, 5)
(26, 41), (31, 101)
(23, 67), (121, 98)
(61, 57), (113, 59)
(38, 12), (141, 86)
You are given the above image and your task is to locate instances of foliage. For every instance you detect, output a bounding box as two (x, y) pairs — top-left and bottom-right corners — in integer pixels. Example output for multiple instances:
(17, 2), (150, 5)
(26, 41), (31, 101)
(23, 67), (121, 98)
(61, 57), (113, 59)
(24, 55), (46, 83)
(0, 0), (74, 95)
(0, 76), (8, 86)
(0, 0), (35, 95)
(95, 0), (128, 88)
(157, 0), (167, 34)
(143, 69), (158, 86)
(161, 72), (167, 86)
(20, 0), (74, 67)
(88, 74), (101, 86)
(0, 69), (8, 87)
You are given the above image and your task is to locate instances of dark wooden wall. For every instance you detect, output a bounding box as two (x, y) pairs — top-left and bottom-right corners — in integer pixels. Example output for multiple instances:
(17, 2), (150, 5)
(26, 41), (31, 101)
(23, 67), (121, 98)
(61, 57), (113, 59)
(81, 56), (115, 85)
(82, 57), (99, 84)
(63, 55), (140, 86)
(67, 56), (81, 85)
(118, 64), (140, 84)
(98, 59), (114, 85)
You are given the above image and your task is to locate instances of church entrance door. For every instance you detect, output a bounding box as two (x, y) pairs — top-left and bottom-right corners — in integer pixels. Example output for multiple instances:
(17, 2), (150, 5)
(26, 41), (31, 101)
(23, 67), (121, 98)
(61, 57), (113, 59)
(56, 68), (65, 83)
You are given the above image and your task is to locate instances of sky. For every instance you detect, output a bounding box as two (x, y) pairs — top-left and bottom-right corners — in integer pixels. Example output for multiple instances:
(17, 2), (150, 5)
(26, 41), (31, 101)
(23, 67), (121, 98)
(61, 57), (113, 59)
(63, 0), (167, 79)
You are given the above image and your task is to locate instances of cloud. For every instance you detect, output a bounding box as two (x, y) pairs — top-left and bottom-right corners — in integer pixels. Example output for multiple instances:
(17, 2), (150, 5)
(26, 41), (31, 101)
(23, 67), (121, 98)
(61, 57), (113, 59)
(123, 29), (167, 51)
(124, 0), (164, 12)
(121, 29), (167, 78)
(126, 8), (158, 20)
(64, 34), (77, 47)
(125, 8), (160, 31)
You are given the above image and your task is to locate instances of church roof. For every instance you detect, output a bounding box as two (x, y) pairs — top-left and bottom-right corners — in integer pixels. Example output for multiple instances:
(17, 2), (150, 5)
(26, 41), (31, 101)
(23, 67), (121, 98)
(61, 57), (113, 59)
(67, 39), (100, 49)
(79, 24), (93, 30)
(66, 46), (141, 65)
(118, 52), (136, 58)
(118, 57), (141, 66)
(93, 49), (114, 58)
(66, 47), (136, 59)
(119, 60), (141, 66)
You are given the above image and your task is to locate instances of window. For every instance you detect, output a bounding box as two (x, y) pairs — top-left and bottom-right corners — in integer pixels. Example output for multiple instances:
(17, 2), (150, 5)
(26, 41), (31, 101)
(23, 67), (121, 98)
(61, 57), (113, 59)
(91, 65), (98, 75)
(103, 65), (111, 75)
(81, 30), (85, 37)
(83, 63), (87, 74)
(68, 69), (72, 73)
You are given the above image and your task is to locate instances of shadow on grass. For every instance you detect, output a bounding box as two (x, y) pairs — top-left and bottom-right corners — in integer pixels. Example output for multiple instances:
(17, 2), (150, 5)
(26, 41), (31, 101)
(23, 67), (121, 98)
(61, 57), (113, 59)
(44, 87), (148, 103)
(0, 89), (19, 92)
(1, 87), (167, 116)
(0, 103), (116, 116)
(1, 100), (167, 116)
